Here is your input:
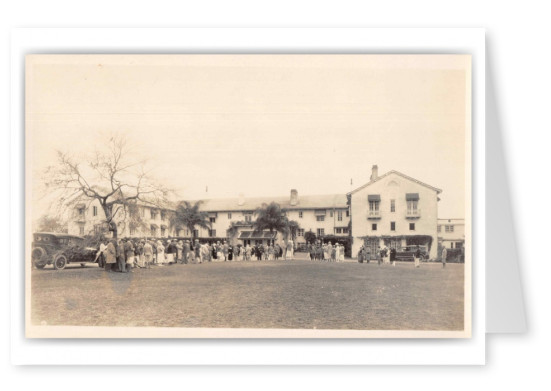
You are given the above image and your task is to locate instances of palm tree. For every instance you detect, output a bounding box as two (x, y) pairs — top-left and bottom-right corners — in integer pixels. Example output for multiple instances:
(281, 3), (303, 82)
(252, 202), (290, 244)
(286, 220), (300, 241)
(170, 200), (211, 238)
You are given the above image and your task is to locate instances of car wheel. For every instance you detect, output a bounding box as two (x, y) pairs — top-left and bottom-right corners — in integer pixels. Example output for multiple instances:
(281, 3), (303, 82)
(31, 247), (47, 269)
(54, 255), (67, 270)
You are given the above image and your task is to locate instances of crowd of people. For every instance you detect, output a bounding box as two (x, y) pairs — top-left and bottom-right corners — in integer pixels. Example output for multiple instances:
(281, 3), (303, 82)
(93, 238), (300, 272)
(307, 241), (346, 262)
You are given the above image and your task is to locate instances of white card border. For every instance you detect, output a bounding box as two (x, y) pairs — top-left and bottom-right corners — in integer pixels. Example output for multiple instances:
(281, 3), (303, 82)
(10, 27), (485, 365)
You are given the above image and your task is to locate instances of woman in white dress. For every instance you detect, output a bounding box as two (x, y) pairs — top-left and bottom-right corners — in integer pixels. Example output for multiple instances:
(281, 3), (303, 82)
(156, 240), (166, 265)
(335, 244), (341, 262)
(339, 244), (345, 262)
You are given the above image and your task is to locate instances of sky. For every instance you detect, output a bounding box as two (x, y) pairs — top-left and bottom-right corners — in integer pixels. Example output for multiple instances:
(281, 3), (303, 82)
(27, 54), (470, 221)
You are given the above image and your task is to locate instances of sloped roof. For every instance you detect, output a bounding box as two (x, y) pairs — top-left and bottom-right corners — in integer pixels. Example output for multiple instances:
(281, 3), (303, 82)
(185, 193), (348, 213)
(347, 170), (442, 195)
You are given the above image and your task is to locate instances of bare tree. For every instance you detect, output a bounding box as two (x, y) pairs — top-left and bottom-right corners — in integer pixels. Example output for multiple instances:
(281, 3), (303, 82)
(44, 135), (172, 238)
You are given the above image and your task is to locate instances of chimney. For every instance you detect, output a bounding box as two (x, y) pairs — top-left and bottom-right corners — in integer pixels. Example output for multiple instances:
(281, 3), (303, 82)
(370, 165), (379, 181)
(238, 193), (245, 206)
(290, 189), (298, 206)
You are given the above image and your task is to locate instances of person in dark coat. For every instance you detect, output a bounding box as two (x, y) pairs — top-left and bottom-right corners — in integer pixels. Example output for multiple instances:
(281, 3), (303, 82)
(116, 239), (126, 273)
(228, 244), (233, 261)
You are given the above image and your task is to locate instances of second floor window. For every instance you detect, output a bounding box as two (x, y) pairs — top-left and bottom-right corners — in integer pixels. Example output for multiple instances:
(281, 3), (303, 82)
(228, 213), (232, 219)
(209, 229), (216, 237)
(445, 225), (454, 232)
(316, 215), (325, 222)
(78, 208), (85, 216)
(93, 206), (98, 216)
(210, 217), (216, 224)
(407, 200), (418, 214)
(390, 222), (396, 231)
(438, 225), (442, 233)
(244, 213), (252, 222)
(297, 229), (304, 237)
(369, 201), (380, 213)
(337, 211), (343, 221)
(299, 211), (303, 218)
(390, 199), (395, 213)
(317, 228), (325, 236)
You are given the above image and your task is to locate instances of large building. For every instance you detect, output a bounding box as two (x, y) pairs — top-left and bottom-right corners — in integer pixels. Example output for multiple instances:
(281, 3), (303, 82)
(68, 165), (448, 259)
(437, 218), (465, 249)
(348, 165), (441, 259)
(68, 190), (350, 248)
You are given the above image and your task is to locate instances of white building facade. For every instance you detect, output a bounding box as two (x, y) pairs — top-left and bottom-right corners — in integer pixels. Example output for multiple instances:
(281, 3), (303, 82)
(348, 165), (441, 260)
(68, 190), (351, 247)
(437, 218), (465, 249)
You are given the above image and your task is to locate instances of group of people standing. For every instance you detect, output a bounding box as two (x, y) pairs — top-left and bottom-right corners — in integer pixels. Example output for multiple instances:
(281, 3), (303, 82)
(94, 238), (298, 271)
(307, 241), (346, 262)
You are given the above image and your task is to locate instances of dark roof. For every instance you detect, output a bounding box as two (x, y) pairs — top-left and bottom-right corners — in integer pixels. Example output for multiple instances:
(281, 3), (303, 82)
(238, 231), (278, 240)
(187, 193), (348, 213)
(347, 170), (442, 195)
(33, 232), (84, 240)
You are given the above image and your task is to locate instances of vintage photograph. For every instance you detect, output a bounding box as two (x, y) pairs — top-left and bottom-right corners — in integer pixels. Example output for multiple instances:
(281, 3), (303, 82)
(25, 54), (471, 338)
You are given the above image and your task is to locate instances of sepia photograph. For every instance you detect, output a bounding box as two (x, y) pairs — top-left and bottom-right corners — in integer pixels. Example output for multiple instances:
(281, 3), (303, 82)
(25, 54), (471, 338)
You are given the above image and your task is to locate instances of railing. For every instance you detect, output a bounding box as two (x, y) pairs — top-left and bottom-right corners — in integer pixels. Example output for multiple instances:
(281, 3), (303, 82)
(367, 210), (381, 219)
(406, 209), (421, 218)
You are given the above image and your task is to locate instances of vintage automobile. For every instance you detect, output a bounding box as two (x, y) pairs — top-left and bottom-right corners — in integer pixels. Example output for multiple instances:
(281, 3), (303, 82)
(394, 245), (430, 262)
(31, 232), (99, 270)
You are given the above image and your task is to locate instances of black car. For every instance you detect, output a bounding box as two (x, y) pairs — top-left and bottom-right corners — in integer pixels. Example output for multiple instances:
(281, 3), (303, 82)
(394, 245), (430, 262)
(31, 232), (99, 270)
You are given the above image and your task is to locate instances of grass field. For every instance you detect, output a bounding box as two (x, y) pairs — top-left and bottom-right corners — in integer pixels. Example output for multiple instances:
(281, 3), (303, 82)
(30, 257), (464, 331)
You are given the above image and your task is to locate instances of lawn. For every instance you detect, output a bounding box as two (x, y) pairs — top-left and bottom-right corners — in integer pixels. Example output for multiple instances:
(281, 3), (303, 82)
(30, 257), (464, 331)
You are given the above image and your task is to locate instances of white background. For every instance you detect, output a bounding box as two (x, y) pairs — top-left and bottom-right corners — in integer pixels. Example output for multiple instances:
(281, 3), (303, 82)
(1, 0), (548, 389)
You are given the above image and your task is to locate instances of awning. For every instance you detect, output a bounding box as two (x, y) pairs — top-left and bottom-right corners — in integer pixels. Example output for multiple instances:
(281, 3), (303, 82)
(406, 193), (419, 201)
(368, 194), (381, 201)
(314, 209), (326, 216)
(238, 231), (277, 240)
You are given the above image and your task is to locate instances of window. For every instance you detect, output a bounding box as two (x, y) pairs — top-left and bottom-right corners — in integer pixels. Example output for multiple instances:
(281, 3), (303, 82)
(445, 225), (454, 233)
(369, 201), (379, 212)
(342, 227), (349, 234)
(161, 228), (166, 237)
(193, 229), (198, 237)
(409, 223), (415, 231)
(372, 223), (377, 231)
(151, 227), (157, 237)
(130, 227), (136, 236)
(150, 209), (157, 219)
(438, 225), (442, 233)
(317, 228), (325, 236)
(79, 226), (84, 235)
(297, 229), (305, 237)
(161, 211), (167, 221)
(407, 200), (418, 215)
(78, 208), (85, 216)
(390, 199), (395, 213)
(228, 213), (232, 219)
(390, 222), (396, 231)
(346, 210), (350, 217)
(330, 211), (333, 217)
(93, 206), (98, 216)
(299, 211), (303, 218)
(210, 217), (216, 224)
(244, 213), (252, 222)
(316, 215), (325, 222)
(335, 228), (341, 234)
(337, 211), (343, 221)
(209, 229), (216, 237)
